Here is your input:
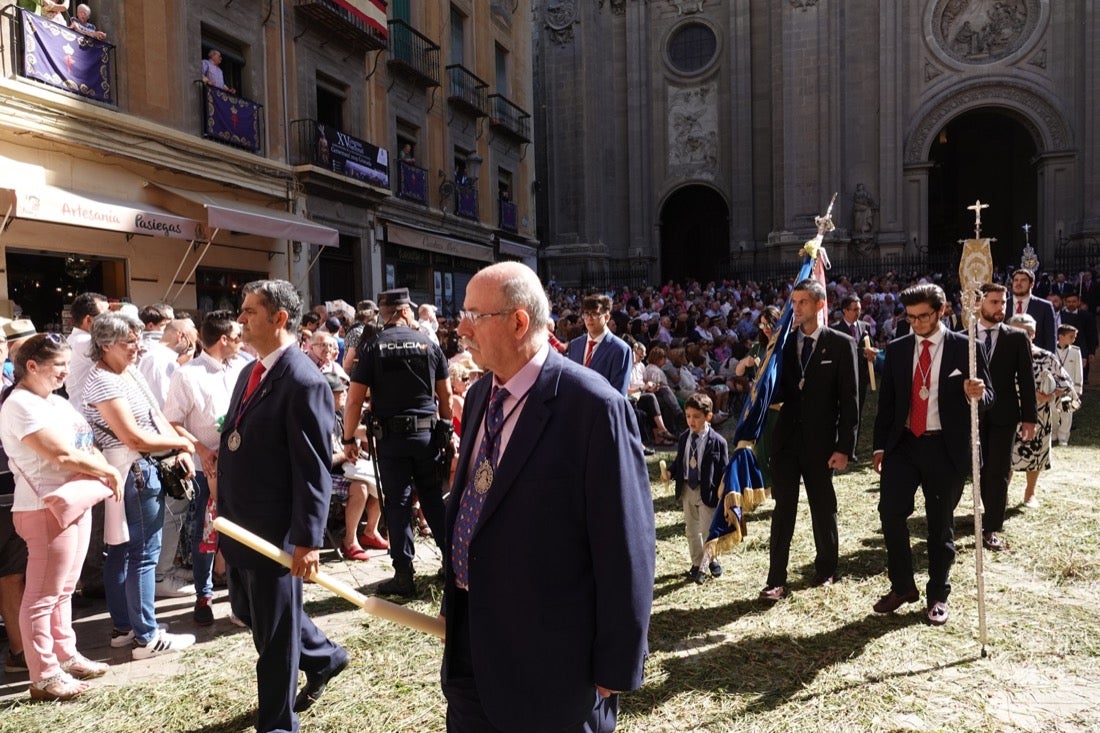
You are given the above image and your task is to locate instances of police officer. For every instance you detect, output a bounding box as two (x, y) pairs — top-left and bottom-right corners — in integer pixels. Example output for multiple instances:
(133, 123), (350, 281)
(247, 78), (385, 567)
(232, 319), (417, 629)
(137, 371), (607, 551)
(343, 288), (452, 596)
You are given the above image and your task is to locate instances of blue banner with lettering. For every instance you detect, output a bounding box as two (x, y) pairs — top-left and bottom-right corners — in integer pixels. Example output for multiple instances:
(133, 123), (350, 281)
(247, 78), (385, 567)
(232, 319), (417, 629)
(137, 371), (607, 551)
(316, 124), (390, 188)
(20, 9), (113, 103)
(203, 84), (262, 152)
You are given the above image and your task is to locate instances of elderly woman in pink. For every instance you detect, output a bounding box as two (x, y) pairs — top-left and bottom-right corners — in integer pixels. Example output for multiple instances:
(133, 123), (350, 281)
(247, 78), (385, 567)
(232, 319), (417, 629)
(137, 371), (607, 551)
(0, 335), (121, 701)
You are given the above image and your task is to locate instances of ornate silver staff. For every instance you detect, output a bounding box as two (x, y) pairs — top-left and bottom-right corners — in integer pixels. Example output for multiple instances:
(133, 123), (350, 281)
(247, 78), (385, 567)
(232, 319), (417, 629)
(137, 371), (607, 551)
(958, 199), (994, 657)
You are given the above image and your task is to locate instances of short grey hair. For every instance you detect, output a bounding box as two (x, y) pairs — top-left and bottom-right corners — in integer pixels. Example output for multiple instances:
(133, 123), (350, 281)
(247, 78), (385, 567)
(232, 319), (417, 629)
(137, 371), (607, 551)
(242, 279), (302, 333)
(500, 266), (551, 334)
(88, 311), (142, 361)
(1006, 313), (1037, 337)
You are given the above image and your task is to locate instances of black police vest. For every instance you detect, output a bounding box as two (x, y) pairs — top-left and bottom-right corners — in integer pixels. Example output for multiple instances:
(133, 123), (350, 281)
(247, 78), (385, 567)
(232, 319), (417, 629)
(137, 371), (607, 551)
(367, 326), (440, 418)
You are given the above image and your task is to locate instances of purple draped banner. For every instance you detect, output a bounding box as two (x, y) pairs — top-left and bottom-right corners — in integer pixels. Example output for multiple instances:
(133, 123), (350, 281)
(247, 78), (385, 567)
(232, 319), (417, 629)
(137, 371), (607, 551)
(20, 9), (113, 103)
(203, 84), (262, 152)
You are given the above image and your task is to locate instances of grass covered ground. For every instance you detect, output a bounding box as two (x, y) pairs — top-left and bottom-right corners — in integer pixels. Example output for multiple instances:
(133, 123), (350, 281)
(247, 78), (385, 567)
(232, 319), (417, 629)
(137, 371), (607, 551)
(2, 395), (1098, 732)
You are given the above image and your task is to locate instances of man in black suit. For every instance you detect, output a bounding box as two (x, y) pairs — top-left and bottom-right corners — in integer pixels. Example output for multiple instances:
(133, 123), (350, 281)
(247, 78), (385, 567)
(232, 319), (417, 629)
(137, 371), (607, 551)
(218, 280), (348, 732)
(831, 294), (879, 453)
(976, 283), (1037, 552)
(872, 283), (992, 626)
(1010, 269), (1057, 353)
(760, 279), (859, 601)
(443, 262), (654, 732)
(1060, 292), (1097, 383)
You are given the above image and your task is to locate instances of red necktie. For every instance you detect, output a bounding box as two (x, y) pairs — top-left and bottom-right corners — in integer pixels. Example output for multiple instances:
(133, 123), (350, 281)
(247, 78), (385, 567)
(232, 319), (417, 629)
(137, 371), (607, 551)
(1016, 300), (1023, 315)
(910, 339), (932, 437)
(584, 340), (597, 367)
(242, 362), (266, 401)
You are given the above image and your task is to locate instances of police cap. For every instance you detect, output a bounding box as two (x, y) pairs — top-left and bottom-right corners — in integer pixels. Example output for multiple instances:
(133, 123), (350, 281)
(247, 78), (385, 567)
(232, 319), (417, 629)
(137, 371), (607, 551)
(378, 288), (411, 307)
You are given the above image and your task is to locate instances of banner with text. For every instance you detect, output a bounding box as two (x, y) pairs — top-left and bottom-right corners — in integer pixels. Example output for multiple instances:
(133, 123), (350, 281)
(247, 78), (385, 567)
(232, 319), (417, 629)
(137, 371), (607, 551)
(316, 124), (390, 189)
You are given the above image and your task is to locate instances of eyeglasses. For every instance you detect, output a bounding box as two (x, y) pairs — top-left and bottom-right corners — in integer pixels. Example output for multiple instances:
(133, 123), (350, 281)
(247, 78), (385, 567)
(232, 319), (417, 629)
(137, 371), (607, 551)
(458, 309), (514, 324)
(904, 310), (938, 323)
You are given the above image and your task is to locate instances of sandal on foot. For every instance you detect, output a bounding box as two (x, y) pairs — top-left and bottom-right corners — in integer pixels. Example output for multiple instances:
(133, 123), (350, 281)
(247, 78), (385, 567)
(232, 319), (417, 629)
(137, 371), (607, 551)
(29, 672), (88, 702)
(60, 653), (108, 680)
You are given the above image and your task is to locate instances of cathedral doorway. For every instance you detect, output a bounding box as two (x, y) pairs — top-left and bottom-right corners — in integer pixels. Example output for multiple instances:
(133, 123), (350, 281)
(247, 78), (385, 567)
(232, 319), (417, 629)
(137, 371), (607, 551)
(928, 109), (1037, 267)
(658, 185), (729, 283)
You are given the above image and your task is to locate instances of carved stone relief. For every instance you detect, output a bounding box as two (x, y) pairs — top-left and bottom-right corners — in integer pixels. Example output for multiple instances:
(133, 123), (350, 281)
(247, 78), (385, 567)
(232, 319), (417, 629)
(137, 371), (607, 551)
(598, 0), (627, 15)
(905, 82), (1070, 164)
(932, 0), (1040, 64)
(667, 84), (718, 174)
(790, 0), (820, 10)
(546, 1), (578, 47)
(669, 0), (705, 15)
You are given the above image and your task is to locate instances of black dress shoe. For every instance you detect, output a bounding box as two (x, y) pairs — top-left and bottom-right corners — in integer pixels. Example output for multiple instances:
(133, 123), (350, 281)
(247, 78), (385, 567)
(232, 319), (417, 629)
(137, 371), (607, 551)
(708, 561), (723, 578)
(812, 574), (837, 587)
(294, 652), (349, 713)
(643, 446), (656, 456)
(872, 588), (919, 614)
(758, 585), (788, 601)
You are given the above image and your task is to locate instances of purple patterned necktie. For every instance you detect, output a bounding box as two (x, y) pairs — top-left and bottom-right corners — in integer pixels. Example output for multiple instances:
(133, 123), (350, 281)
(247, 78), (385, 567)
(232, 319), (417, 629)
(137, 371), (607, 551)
(451, 386), (510, 589)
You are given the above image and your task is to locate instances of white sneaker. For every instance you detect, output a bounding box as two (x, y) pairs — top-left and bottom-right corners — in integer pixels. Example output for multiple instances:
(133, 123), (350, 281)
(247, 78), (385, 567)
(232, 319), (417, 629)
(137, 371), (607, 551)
(131, 629), (195, 660)
(154, 570), (196, 599)
(110, 623), (166, 648)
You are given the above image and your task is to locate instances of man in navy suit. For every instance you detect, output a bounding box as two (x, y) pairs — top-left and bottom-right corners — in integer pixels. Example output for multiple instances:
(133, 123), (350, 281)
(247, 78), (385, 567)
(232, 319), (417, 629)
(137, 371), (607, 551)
(567, 293), (632, 395)
(443, 262), (655, 732)
(831, 294), (879, 453)
(976, 283), (1036, 552)
(218, 280), (348, 733)
(1010, 269), (1057, 353)
(760, 279), (859, 601)
(872, 283), (992, 627)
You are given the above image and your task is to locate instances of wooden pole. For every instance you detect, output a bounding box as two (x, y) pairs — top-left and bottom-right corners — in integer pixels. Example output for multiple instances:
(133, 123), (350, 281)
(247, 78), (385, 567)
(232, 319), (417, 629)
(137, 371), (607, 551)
(862, 334), (877, 391)
(213, 517), (445, 639)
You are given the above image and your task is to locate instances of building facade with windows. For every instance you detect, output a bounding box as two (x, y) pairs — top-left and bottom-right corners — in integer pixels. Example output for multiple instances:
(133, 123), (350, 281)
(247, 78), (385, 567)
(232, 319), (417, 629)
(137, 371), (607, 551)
(0, 0), (535, 327)
(533, 1), (1100, 286)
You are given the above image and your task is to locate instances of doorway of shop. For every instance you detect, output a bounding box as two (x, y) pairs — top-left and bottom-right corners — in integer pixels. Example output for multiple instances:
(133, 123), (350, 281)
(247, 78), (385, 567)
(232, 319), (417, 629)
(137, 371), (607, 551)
(5, 250), (126, 330)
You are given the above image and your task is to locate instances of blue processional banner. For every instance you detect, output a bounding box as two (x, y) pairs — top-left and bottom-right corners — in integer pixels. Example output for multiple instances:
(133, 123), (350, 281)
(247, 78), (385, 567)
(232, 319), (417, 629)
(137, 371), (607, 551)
(203, 85), (261, 152)
(21, 9), (113, 103)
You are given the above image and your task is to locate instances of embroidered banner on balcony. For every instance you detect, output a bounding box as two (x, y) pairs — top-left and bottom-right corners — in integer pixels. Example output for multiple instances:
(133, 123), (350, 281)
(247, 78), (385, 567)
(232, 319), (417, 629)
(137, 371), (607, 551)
(20, 9), (113, 103)
(203, 85), (261, 152)
(316, 124), (390, 188)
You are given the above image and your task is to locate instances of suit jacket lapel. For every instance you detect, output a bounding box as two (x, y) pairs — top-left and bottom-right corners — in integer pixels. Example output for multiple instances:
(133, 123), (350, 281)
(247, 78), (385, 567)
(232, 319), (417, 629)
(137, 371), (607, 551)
(471, 356), (561, 538)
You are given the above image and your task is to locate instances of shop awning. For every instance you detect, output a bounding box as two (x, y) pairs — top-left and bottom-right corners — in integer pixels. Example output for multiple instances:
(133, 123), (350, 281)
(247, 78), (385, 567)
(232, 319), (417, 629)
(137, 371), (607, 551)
(147, 183), (339, 248)
(0, 183), (204, 240)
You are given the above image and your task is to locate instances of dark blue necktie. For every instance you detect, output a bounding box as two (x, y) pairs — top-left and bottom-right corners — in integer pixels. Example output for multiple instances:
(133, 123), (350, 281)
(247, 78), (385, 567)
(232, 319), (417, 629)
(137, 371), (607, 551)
(984, 327), (993, 354)
(800, 336), (815, 371)
(687, 433), (700, 489)
(451, 386), (510, 589)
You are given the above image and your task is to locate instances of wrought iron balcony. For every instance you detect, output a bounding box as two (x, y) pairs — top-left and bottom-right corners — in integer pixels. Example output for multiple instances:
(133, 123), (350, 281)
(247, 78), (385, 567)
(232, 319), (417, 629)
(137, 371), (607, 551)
(498, 199), (518, 232)
(293, 0), (388, 52)
(3, 5), (117, 106)
(487, 94), (531, 142)
(289, 118), (391, 187)
(200, 83), (264, 153)
(445, 64), (489, 118)
(397, 159), (428, 204)
(387, 19), (439, 87)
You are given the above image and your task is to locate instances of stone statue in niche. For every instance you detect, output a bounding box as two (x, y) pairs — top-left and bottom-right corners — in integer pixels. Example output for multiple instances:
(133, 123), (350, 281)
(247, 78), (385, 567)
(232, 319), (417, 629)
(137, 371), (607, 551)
(851, 183), (878, 243)
(668, 85), (718, 170)
(546, 1), (578, 47)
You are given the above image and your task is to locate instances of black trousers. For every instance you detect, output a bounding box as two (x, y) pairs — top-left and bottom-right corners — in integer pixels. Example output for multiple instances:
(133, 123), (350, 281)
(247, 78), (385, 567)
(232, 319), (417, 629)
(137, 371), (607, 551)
(376, 431), (446, 572)
(878, 432), (965, 604)
(441, 590), (618, 733)
(979, 420), (1016, 533)
(228, 565), (346, 733)
(766, 444), (838, 588)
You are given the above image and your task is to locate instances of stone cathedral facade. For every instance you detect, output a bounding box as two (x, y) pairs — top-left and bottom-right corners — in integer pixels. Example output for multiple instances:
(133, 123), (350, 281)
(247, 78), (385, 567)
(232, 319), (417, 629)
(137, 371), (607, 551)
(532, 0), (1100, 285)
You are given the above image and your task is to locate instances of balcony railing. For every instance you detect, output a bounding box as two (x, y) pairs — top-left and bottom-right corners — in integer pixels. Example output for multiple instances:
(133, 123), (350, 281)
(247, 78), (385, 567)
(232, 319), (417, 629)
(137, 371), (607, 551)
(387, 19), (439, 87)
(487, 93), (531, 142)
(498, 199), (517, 232)
(290, 118), (391, 188)
(445, 64), (489, 117)
(293, 0), (388, 52)
(397, 159), (428, 204)
(3, 5), (117, 106)
(200, 82), (264, 153)
(455, 184), (478, 220)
